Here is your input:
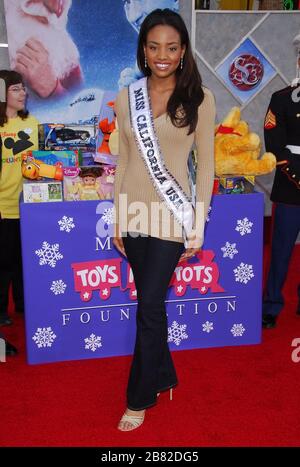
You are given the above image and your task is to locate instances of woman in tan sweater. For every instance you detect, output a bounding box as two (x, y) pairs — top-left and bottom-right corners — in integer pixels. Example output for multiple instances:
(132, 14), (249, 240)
(113, 8), (215, 431)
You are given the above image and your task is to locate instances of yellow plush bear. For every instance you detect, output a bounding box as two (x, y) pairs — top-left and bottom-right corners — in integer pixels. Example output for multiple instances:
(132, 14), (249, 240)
(215, 107), (276, 176)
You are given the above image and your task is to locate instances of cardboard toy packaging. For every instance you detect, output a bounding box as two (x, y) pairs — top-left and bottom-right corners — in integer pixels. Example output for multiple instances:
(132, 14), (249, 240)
(39, 124), (96, 151)
(23, 181), (63, 203)
(22, 153), (63, 181)
(30, 150), (79, 167)
(218, 176), (255, 194)
(94, 152), (118, 165)
(81, 151), (110, 167)
(63, 165), (115, 201)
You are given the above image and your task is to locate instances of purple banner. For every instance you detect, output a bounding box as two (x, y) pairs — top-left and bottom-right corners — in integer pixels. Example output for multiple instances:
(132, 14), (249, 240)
(20, 193), (263, 364)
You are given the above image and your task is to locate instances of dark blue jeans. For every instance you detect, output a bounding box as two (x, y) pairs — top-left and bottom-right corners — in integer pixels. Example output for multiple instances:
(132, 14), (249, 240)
(123, 233), (185, 411)
(263, 203), (300, 317)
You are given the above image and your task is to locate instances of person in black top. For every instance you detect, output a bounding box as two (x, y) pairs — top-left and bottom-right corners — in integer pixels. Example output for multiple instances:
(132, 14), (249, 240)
(262, 85), (300, 328)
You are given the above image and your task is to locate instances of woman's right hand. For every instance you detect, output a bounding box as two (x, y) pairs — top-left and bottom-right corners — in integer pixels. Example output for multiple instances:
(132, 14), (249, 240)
(42, 0), (67, 17)
(113, 235), (127, 257)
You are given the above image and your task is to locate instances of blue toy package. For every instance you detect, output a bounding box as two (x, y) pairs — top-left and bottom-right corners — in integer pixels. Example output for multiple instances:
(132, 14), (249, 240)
(81, 152), (101, 166)
(31, 150), (79, 167)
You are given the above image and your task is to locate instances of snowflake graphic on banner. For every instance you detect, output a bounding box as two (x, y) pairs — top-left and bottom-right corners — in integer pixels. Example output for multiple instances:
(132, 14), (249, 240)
(102, 208), (114, 225)
(32, 327), (57, 348)
(231, 323), (245, 337)
(235, 217), (253, 236)
(202, 321), (214, 333)
(234, 262), (254, 284)
(58, 216), (75, 233)
(168, 321), (188, 346)
(35, 242), (63, 268)
(221, 242), (238, 259)
(84, 334), (102, 352)
(50, 279), (67, 295)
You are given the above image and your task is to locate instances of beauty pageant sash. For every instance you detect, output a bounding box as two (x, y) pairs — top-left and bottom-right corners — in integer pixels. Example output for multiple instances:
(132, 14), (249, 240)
(128, 77), (194, 246)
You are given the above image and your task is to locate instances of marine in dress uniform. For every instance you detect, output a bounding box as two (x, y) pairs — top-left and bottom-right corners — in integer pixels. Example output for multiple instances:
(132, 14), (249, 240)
(262, 85), (300, 328)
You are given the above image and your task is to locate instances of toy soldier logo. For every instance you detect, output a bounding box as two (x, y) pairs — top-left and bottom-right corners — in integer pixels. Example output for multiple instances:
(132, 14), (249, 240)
(229, 54), (264, 91)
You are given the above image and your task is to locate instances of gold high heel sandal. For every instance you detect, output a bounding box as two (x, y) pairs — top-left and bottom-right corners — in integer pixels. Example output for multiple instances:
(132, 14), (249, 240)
(118, 410), (145, 432)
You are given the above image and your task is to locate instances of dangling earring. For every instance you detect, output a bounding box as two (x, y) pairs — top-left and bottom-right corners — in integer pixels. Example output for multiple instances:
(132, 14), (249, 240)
(145, 56), (147, 68)
(180, 57), (183, 70)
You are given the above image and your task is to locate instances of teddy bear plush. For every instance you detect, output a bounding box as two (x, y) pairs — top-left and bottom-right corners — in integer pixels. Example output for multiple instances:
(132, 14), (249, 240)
(215, 107), (276, 176)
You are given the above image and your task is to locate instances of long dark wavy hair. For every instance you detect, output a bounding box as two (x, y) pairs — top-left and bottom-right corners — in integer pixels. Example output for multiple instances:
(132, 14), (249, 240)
(137, 9), (204, 135)
(0, 70), (29, 127)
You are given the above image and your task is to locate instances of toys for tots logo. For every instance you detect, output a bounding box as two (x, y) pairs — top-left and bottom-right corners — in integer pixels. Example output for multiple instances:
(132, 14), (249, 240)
(170, 250), (224, 296)
(72, 258), (122, 301)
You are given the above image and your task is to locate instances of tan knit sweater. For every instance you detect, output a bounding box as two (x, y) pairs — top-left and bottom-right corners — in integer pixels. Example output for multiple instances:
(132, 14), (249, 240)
(113, 86), (216, 247)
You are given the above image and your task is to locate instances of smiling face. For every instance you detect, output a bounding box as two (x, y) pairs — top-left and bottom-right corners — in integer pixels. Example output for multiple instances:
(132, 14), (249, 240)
(7, 83), (26, 114)
(143, 24), (185, 80)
